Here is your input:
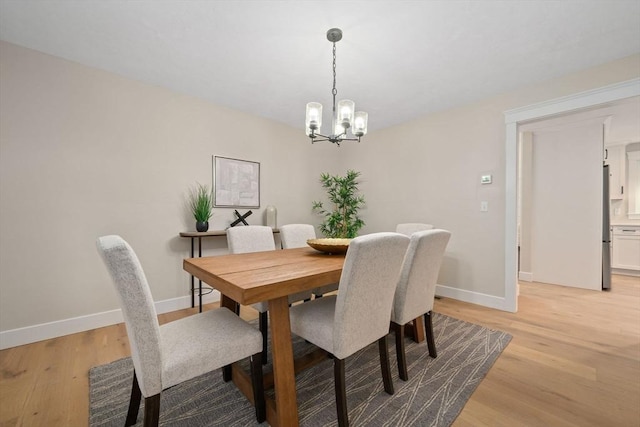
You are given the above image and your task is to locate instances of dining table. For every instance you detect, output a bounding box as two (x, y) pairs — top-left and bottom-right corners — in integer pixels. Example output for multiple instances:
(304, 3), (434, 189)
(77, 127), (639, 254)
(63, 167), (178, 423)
(183, 245), (427, 426)
(183, 246), (345, 427)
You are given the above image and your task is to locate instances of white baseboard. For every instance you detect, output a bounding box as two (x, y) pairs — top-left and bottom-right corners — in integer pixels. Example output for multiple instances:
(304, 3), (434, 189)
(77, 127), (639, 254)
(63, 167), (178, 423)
(3, 282), (511, 350)
(0, 290), (221, 350)
(435, 283), (508, 311)
(518, 271), (533, 282)
(612, 268), (640, 277)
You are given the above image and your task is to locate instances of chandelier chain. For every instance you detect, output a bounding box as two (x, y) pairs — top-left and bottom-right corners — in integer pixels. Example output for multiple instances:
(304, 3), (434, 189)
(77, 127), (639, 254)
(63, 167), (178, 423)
(332, 42), (337, 117)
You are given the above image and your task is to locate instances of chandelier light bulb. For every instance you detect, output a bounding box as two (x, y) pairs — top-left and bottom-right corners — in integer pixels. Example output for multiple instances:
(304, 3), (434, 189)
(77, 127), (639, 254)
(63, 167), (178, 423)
(353, 111), (368, 137)
(305, 102), (323, 134)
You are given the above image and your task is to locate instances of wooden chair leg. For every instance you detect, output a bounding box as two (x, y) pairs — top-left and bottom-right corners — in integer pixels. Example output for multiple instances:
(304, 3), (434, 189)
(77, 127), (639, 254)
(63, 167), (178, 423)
(424, 311), (437, 358)
(125, 371), (142, 426)
(378, 336), (394, 395)
(250, 353), (266, 423)
(259, 311), (268, 365)
(333, 357), (349, 427)
(222, 364), (232, 382)
(142, 394), (161, 427)
(393, 322), (408, 381)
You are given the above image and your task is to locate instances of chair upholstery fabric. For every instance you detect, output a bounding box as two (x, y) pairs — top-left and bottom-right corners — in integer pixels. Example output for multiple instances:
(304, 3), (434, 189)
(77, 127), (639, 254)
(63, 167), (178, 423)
(96, 235), (263, 398)
(279, 223), (316, 249)
(391, 229), (451, 325)
(395, 223), (434, 236)
(290, 232), (410, 359)
(228, 225), (311, 312)
(227, 225), (276, 254)
(96, 235), (163, 397)
(227, 226), (277, 313)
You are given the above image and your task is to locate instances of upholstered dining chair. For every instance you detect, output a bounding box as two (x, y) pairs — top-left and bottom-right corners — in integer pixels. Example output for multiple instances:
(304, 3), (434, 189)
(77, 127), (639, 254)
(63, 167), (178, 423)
(289, 232), (410, 427)
(279, 223), (338, 297)
(96, 235), (265, 426)
(227, 225), (312, 363)
(395, 222), (434, 236)
(391, 229), (451, 381)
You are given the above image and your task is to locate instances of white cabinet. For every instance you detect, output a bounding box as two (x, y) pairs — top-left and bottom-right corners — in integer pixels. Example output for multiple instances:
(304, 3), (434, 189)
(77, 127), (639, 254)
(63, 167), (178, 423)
(612, 226), (640, 271)
(604, 145), (626, 200)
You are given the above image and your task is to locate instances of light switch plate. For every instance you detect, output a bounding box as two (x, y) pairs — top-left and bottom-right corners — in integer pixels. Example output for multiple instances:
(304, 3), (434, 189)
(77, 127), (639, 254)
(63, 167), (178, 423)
(481, 174), (492, 184)
(480, 201), (489, 212)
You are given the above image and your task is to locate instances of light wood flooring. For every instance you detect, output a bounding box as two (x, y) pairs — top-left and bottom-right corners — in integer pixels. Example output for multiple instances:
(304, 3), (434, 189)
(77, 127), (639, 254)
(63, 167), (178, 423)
(1, 275), (638, 426)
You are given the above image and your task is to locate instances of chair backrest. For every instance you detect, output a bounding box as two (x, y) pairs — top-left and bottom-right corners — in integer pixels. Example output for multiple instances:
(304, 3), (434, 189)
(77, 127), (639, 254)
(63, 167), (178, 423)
(279, 224), (316, 249)
(395, 223), (434, 236)
(392, 229), (451, 325)
(227, 225), (276, 254)
(333, 232), (410, 359)
(96, 235), (163, 397)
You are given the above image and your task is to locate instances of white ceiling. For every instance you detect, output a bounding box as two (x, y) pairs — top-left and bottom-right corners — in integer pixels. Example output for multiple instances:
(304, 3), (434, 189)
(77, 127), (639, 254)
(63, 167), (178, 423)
(1, 1), (639, 133)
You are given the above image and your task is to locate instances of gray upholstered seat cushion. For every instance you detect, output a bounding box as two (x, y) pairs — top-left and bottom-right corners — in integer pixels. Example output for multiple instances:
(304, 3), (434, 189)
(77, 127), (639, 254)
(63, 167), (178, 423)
(160, 307), (262, 390)
(289, 295), (338, 353)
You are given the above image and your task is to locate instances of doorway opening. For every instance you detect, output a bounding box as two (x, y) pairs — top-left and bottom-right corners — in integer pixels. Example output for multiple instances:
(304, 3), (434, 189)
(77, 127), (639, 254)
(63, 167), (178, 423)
(503, 78), (640, 312)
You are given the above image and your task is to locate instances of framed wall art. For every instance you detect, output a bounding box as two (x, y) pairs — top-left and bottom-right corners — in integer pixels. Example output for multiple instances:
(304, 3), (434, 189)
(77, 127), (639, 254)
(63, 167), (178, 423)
(212, 156), (260, 208)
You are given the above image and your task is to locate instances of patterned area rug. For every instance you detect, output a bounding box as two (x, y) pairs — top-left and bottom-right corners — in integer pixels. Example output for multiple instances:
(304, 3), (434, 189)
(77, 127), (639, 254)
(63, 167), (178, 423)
(89, 313), (511, 426)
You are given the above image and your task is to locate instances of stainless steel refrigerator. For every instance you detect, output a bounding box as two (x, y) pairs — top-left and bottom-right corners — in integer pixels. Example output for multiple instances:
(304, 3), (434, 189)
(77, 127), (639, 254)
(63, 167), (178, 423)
(602, 164), (612, 290)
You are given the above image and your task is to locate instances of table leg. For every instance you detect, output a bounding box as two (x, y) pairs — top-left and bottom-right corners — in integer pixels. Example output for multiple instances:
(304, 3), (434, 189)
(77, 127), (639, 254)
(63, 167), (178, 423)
(402, 316), (426, 343)
(220, 294), (238, 313)
(268, 296), (299, 427)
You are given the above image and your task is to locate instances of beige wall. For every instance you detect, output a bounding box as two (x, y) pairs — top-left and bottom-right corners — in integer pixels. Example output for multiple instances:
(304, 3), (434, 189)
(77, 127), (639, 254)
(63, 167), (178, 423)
(1, 39), (639, 343)
(0, 41), (338, 333)
(338, 54), (639, 299)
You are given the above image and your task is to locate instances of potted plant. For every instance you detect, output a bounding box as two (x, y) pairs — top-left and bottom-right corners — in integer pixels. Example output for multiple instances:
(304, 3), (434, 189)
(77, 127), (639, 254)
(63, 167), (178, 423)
(188, 183), (213, 232)
(312, 170), (365, 238)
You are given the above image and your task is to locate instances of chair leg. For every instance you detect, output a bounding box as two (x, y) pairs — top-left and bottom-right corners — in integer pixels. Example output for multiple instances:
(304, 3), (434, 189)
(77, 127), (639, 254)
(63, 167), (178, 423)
(424, 311), (437, 358)
(222, 364), (232, 382)
(259, 311), (268, 365)
(250, 353), (266, 423)
(142, 394), (161, 427)
(333, 357), (349, 427)
(125, 371), (142, 426)
(393, 322), (408, 381)
(378, 336), (394, 395)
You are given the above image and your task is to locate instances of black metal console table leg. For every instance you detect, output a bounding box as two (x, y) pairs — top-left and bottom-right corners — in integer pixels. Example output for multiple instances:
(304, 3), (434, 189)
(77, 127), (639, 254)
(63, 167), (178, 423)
(198, 237), (203, 312)
(190, 238), (195, 308)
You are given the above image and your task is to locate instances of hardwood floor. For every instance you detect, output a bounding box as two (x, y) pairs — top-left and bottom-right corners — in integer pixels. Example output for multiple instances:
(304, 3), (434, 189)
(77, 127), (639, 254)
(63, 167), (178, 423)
(0, 275), (638, 426)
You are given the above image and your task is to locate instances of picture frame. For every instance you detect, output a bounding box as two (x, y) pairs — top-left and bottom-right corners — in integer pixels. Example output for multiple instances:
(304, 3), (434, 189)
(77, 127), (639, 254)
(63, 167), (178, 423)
(212, 156), (260, 208)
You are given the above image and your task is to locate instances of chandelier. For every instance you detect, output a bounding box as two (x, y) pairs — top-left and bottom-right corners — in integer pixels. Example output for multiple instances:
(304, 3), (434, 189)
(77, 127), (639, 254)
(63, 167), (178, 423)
(305, 28), (368, 146)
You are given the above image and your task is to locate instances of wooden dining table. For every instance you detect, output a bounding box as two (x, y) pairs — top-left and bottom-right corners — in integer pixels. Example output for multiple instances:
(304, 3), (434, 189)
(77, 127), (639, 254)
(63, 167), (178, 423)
(183, 246), (346, 427)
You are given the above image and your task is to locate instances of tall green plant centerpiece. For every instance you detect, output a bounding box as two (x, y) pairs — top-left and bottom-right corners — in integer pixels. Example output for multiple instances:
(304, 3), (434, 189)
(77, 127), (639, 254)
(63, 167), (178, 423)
(312, 170), (365, 238)
(189, 183), (213, 232)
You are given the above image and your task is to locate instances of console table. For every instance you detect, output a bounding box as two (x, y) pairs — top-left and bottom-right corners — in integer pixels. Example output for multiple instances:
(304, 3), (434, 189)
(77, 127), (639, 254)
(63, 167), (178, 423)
(179, 229), (280, 311)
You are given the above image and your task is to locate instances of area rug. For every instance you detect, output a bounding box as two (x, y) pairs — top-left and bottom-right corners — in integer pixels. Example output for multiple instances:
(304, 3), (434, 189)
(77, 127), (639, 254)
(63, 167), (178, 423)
(89, 313), (511, 426)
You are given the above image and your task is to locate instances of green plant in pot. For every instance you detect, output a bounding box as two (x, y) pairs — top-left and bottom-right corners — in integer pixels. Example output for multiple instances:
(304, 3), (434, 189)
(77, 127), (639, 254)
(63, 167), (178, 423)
(189, 183), (213, 232)
(312, 170), (365, 238)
